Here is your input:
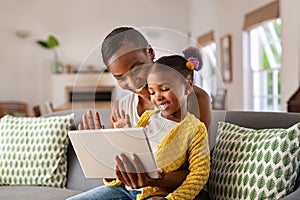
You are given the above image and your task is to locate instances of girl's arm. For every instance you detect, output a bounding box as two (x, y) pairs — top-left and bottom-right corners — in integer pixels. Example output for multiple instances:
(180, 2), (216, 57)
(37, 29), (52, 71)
(166, 124), (210, 200)
(114, 154), (189, 190)
(111, 109), (132, 128)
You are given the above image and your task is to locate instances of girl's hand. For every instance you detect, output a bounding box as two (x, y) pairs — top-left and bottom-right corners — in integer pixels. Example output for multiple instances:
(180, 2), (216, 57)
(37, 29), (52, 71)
(149, 197), (167, 200)
(78, 109), (105, 130)
(112, 109), (132, 128)
(114, 154), (165, 189)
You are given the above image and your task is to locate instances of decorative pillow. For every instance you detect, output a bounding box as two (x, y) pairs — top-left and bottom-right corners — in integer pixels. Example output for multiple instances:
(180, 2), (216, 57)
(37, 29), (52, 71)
(0, 114), (74, 188)
(209, 122), (300, 200)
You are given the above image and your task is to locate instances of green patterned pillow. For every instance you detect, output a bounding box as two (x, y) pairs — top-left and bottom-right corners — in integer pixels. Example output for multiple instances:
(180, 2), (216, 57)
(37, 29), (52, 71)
(0, 114), (74, 188)
(209, 122), (300, 200)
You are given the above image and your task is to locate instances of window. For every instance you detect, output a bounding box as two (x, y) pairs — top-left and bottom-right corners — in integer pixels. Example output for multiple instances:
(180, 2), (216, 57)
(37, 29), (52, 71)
(201, 42), (217, 96)
(243, 1), (281, 111)
(250, 19), (282, 111)
(197, 31), (218, 96)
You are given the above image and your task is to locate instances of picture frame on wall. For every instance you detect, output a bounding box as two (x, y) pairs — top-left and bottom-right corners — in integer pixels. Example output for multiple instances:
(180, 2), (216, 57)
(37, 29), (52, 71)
(220, 35), (232, 82)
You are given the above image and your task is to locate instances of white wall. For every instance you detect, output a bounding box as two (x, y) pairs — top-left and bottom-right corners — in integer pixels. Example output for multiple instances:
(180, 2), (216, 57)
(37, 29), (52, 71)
(0, 0), (188, 115)
(280, 0), (300, 110)
(188, 0), (300, 111)
(1, 0), (299, 114)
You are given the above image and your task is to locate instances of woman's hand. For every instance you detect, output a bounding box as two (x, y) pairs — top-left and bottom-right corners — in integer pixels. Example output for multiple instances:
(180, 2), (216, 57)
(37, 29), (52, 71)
(78, 109), (105, 130)
(115, 154), (165, 189)
(112, 109), (132, 128)
(149, 197), (167, 200)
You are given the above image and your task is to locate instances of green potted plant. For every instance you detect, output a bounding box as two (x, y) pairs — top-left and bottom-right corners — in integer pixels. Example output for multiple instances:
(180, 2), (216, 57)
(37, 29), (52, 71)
(36, 35), (64, 73)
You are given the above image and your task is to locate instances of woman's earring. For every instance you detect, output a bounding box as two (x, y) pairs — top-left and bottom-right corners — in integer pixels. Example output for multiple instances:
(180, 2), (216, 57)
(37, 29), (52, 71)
(148, 47), (155, 60)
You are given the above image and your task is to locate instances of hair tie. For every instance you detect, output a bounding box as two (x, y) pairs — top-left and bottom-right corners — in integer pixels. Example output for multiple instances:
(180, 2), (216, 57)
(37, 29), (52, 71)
(187, 57), (200, 70)
(186, 61), (195, 70)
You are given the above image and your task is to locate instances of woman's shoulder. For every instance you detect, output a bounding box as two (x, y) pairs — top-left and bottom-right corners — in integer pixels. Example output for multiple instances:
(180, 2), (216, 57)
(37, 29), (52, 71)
(117, 93), (138, 109)
(192, 85), (211, 101)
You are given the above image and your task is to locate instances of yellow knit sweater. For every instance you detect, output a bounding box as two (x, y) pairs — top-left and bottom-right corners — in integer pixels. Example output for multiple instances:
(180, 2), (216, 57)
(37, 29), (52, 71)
(105, 110), (210, 200)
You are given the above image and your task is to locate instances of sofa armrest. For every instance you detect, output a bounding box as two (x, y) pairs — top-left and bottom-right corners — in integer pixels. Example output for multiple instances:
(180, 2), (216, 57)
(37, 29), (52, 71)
(280, 187), (300, 200)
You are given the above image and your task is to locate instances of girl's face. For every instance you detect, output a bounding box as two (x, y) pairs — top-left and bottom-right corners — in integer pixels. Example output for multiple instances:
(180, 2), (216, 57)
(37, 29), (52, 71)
(147, 69), (191, 122)
(107, 42), (154, 98)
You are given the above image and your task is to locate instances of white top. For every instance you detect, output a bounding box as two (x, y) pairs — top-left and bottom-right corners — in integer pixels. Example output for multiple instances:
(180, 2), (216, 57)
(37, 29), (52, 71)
(117, 93), (177, 151)
(117, 93), (140, 126)
(146, 112), (178, 152)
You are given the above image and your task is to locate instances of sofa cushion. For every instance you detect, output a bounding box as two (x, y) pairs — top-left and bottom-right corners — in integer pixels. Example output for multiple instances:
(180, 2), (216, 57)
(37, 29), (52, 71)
(0, 114), (74, 188)
(209, 122), (300, 200)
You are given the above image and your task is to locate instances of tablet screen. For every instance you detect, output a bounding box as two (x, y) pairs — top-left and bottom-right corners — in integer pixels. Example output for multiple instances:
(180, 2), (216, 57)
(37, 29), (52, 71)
(69, 127), (158, 179)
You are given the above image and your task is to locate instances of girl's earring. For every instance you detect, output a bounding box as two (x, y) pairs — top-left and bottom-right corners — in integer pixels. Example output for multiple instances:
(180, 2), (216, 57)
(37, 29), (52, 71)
(185, 81), (193, 95)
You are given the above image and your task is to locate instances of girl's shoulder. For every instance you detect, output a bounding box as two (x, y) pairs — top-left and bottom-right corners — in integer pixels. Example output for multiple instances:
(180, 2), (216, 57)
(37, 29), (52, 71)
(185, 112), (207, 131)
(136, 110), (158, 127)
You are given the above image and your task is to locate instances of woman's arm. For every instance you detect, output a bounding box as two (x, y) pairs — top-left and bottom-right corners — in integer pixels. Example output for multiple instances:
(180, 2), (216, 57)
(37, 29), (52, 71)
(192, 86), (212, 129)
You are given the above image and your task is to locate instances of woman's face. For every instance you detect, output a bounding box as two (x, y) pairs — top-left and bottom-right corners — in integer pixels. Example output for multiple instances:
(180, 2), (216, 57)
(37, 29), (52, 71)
(107, 42), (154, 98)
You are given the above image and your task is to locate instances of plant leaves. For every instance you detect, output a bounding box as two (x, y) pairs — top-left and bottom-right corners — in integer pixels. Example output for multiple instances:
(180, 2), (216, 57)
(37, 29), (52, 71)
(48, 35), (59, 48)
(36, 40), (50, 48)
(36, 35), (59, 49)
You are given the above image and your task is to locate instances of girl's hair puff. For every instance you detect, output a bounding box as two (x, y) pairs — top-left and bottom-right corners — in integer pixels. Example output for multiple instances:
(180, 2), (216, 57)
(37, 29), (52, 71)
(182, 46), (203, 71)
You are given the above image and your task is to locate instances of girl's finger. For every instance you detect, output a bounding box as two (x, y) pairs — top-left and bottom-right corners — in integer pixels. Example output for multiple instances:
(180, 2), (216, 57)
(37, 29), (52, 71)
(125, 114), (131, 127)
(115, 109), (121, 120)
(120, 109), (126, 118)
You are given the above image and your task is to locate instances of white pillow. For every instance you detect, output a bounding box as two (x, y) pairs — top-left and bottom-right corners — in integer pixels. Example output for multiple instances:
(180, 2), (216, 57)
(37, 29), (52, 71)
(0, 114), (74, 188)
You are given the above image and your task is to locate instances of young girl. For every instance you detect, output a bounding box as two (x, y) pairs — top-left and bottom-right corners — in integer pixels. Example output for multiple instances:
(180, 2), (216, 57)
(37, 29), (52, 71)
(110, 55), (210, 200)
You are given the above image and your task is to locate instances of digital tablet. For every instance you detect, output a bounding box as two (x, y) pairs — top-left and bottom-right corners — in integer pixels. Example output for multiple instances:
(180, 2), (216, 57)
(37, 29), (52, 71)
(68, 127), (158, 179)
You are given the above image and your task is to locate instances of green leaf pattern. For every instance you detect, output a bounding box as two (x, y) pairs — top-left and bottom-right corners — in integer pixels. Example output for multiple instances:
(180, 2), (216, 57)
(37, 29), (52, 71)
(209, 122), (300, 200)
(0, 114), (74, 188)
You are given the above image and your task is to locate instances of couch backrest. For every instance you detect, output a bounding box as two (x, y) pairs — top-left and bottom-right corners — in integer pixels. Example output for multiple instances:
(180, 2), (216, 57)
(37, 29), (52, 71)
(207, 110), (226, 149)
(208, 110), (300, 148)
